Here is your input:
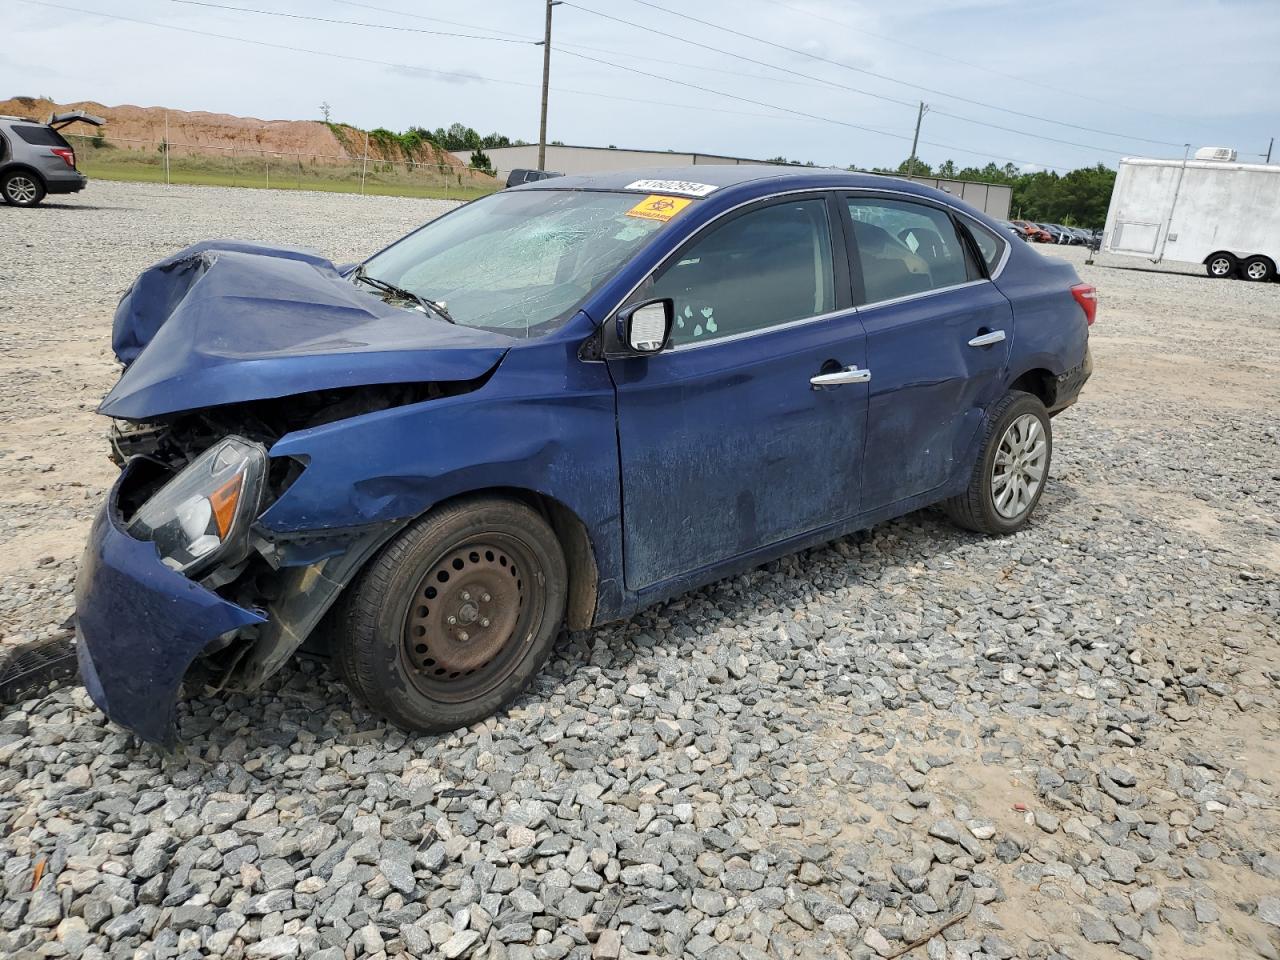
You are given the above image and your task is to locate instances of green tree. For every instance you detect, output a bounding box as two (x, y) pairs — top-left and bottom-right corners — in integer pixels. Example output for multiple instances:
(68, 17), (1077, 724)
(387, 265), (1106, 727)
(872, 156), (1115, 227)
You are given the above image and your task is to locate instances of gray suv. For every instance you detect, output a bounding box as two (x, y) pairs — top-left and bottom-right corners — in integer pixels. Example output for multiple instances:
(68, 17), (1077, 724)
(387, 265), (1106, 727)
(0, 110), (104, 207)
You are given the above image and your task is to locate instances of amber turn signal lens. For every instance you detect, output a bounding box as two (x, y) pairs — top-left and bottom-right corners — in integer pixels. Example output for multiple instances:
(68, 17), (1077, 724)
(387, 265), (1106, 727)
(208, 474), (244, 538)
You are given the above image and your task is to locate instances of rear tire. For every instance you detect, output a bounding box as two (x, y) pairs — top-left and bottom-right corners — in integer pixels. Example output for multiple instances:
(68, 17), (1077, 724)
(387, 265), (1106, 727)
(332, 497), (567, 734)
(1205, 253), (1237, 279)
(945, 391), (1052, 535)
(1241, 256), (1274, 282)
(1, 170), (45, 207)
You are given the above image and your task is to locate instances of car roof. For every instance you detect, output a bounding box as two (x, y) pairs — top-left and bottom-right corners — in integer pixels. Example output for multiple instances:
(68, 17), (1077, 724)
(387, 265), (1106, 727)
(516, 164), (938, 198)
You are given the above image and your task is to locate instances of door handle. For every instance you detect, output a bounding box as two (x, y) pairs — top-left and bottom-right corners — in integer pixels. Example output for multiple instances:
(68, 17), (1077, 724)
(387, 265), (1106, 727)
(810, 366), (872, 387)
(968, 329), (1006, 347)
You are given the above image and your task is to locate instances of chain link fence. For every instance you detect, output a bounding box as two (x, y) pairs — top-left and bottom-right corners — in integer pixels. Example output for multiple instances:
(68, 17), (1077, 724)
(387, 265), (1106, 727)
(63, 132), (500, 201)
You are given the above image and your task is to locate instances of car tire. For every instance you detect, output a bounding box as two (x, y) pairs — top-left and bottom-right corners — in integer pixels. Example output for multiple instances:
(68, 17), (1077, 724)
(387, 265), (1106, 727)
(332, 496), (567, 735)
(1, 170), (46, 207)
(1240, 256), (1274, 282)
(1205, 252), (1237, 279)
(944, 391), (1052, 536)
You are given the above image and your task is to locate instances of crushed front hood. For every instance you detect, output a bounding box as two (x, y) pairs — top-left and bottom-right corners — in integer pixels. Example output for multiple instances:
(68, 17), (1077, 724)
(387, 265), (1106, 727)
(100, 240), (511, 420)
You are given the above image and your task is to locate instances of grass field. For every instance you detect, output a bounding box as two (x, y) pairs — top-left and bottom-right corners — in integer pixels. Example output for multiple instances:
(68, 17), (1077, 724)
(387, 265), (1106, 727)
(69, 141), (500, 201)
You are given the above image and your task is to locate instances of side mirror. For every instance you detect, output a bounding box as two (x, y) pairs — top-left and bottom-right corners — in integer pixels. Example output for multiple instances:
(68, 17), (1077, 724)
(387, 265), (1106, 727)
(612, 298), (673, 356)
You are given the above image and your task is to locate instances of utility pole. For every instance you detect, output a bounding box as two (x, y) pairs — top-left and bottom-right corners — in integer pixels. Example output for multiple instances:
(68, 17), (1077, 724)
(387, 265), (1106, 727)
(1267, 137), (1274, 164)
(906, 101), (928, 179)
(360, 129), (370, 194)
(537, 0), (561, 171)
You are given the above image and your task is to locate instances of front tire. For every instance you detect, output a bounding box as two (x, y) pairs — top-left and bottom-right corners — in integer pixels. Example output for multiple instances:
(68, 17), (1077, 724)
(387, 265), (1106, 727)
(2, 171), (46, 207)
(945, 391), (1052, 535)
(1241, 256), (1274, 282)
(1205, 253), (1237, 279)
(333, 497), (567, 734)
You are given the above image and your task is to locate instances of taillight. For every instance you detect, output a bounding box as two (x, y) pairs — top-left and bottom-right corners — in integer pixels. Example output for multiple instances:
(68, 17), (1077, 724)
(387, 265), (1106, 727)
(51, 147), (76, 169)
(1071, 283), (1097, 326)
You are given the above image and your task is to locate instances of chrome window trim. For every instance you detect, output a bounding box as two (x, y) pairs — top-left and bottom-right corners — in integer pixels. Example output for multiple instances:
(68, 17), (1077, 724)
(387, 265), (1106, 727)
(954, 211), (1011, 279)
(853, 278), (990, 314)
(603, 188), (840, 349)
(600, 183), (1010, 356)
(844, 186), (1012, 280)
(669, 307), (852, 353)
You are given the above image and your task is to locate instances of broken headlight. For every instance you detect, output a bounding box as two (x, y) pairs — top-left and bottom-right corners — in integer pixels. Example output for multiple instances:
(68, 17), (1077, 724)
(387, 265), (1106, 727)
(127, 436), (267, 575)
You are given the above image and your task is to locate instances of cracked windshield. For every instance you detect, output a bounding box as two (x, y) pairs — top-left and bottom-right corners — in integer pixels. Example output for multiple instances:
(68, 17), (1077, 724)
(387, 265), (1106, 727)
(361, 190), (689, 337)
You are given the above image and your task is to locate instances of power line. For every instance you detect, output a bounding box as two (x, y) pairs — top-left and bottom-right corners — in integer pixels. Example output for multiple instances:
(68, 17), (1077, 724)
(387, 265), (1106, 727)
(19, 0), (1073, 171)
(329, 0), (831, 89)
(16, 0), (812, 126)
(326, 0), (532, 40)
(613, 0), (1186, 148)
(761, 0), (1130, 114)
(321, 0), (1137, 161)
(763, 0), (1209, 133)
(558, 1), (1169, 159)
(165, 0), (538, 44)
(557, 48), (1068, 172)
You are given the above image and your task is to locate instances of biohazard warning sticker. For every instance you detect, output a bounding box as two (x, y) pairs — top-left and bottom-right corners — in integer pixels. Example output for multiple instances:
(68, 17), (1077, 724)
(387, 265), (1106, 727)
(626, 194), (692, 222)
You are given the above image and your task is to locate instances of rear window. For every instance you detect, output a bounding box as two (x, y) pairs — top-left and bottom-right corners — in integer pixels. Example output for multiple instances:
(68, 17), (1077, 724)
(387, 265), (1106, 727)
(10, 125), (70, 148)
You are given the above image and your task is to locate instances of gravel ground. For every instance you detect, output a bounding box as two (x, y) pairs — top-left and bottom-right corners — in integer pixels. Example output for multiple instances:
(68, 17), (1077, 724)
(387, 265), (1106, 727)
(0, 181), (1277, 960)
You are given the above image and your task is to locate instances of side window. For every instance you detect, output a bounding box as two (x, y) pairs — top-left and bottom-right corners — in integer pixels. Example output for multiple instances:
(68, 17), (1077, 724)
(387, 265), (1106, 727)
(11, 125), (69, 147)
(649, 198), (835, 347)
(846, 197), (970, 306)
(959, 214), (1006, 274)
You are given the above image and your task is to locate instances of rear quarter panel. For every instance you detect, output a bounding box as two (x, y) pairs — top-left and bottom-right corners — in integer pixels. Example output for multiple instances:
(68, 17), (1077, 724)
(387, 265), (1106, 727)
(993, 243), (1089, 381)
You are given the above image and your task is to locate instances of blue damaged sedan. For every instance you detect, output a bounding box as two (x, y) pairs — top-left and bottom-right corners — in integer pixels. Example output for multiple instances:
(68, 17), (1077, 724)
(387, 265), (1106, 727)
(75, 166), (1094, 744)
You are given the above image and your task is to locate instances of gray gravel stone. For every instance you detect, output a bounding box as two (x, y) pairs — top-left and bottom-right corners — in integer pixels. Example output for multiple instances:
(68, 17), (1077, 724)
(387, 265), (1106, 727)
(1, 194), (1276, 960)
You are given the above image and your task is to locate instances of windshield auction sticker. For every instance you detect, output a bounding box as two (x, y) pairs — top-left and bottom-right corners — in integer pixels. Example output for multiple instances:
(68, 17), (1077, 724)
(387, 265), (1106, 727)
(626, 195), (693, 222)
(624, 179), (717, 197)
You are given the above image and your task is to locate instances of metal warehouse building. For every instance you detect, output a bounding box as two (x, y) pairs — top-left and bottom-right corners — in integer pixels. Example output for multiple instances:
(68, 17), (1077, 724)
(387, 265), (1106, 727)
(454, 143), (1012, 219)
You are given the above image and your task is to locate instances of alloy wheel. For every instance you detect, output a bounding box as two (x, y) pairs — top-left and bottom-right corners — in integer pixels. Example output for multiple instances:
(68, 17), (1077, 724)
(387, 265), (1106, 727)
(1209, 257), (1233, 277)
(991, 413), (1048, 519)
(1245, 260), (1269, 280)
(6, 176), (38, 205)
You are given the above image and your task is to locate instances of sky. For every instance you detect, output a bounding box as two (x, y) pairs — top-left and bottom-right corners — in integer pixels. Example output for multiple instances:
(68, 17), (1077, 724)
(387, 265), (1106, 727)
(4, 0), (1278, 174)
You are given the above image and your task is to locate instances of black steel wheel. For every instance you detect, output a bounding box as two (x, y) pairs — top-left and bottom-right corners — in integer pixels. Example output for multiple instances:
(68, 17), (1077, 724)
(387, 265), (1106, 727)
(332, 497), (567, 734)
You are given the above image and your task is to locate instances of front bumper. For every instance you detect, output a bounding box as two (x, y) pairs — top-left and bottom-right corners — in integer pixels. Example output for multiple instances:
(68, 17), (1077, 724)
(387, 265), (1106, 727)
(74, 468), (265, 746)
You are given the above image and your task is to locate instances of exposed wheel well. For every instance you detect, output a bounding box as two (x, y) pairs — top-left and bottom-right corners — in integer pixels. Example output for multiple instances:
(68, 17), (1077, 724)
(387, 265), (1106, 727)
(1203, 251), (1237, 265)
(1008, 369), (1056, 408)
(420, 487), (598, 630)
(1, 164), (46, 186)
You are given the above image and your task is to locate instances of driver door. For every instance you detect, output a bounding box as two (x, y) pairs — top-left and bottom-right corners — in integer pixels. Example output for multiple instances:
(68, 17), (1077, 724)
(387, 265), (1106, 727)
(606, 194), (870, 592)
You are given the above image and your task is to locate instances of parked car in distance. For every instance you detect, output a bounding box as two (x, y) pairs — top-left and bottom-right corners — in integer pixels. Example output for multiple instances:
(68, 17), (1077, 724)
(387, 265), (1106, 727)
(1038, 223), (1067, 244)
(0, 110), (104, 207)
(505, 167), (563, 188)
(75, 166), (1095, 744)
(997, 219), (1029, 241)
(1011, 219), (1052, 242)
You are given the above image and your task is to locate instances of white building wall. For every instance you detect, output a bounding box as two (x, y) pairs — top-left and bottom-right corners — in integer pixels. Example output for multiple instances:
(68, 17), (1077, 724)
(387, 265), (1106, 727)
(455, 144), (1013, 218)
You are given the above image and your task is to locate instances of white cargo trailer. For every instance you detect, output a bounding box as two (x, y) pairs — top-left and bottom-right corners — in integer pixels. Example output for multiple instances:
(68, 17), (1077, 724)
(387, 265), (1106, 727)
(1102, 150), (1280, 281)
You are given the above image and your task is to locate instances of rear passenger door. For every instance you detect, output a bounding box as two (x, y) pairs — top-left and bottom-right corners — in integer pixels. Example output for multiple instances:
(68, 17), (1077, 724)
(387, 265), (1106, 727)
(841, 193), (1012, 511)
